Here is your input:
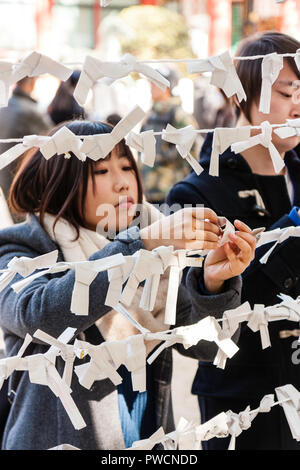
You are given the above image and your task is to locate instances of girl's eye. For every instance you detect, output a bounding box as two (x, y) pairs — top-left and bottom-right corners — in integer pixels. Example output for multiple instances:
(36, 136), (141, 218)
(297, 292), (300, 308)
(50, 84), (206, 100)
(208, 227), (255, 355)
(122, 166), (134, 171)
(94, 169), (108, 175)
(280, 92), (292, 98)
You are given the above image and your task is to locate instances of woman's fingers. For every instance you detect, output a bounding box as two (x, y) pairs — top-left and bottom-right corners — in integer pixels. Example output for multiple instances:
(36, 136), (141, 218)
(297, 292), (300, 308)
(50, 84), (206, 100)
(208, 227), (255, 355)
(234, 219), (252, 233)
(234, 231), (257, 252)
(192, 219), (221, 235)
(228, 232), (254, 261)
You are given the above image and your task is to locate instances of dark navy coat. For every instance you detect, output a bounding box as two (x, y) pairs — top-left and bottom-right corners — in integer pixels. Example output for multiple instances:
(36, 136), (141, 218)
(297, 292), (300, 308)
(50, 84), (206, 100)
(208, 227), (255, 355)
(167, 132), (300, 449)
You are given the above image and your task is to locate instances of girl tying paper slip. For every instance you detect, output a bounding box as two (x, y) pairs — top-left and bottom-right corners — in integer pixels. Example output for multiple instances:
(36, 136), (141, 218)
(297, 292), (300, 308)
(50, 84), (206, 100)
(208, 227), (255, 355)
(0, 120), (255, 450)
(167, 31), (300, 450)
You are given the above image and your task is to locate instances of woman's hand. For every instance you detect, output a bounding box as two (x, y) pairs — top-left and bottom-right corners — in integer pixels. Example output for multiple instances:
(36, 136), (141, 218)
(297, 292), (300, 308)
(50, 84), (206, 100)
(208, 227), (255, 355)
(140, 207), (221, 252)
(203, 220), (256, 294)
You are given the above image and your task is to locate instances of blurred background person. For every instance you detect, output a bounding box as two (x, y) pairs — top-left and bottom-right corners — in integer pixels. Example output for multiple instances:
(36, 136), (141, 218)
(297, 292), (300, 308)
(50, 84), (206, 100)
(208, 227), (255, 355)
(0, 76), (51, 202)
(47, 70), (86, 125)
(140, 66), (200, 206)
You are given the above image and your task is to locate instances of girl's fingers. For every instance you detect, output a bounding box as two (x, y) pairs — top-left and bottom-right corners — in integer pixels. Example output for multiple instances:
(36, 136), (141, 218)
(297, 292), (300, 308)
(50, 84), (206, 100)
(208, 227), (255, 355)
(192, 219), (221, 236)
(190, 207), (219, 225)
(228, 233), (253, 261)
(223, 242), (237, 266)
(234, 219), (252, 232)
(234, 231), (257, 251)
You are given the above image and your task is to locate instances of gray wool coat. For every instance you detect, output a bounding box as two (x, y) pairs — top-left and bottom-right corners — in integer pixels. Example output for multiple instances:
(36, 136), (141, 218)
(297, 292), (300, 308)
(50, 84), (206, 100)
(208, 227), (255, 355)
(0, 214), (242, 450)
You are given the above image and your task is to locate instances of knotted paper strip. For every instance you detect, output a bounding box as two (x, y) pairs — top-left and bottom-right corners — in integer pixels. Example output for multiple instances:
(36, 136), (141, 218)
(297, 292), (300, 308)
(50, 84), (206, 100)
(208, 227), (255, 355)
(259, 53), (283, 114)
(257, 226), (300, 264)
(247, 304), (271, 349)
(187, 50), (246, 103)
(0, 52), (72, 108)
(231, 120), (285, 174)
(70, 253), (125, 316)
(125, 130), (156, 167)
(226, 394), (275, 450)
(0, 250), (58, 292)
(162, 124), (204, 175)
(210, 127), (251, 177)
(81, 106), (145, 160)
(0, 327), (86, 430)
(275, 385), (300, 441)
(0, 126), (86, 171)
(274, 118), (300, 139)
(74, 54), (169, 106)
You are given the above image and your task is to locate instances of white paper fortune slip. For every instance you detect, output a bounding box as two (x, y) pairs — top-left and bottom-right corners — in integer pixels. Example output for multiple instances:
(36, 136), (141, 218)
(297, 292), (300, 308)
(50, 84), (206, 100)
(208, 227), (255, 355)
(126, 130), (156, 167)
(0, 250), (58, 293)
(210, 127), (251, 177)
(0, 51), (72, 108)
(74, 54), (169, 106)
(226, 394), (274, 450)
(80, 106), (145, 160)
(259, 53), (283, 115)
(187, 50), (246, 103)
(257, 226), (300, 264)
(231, 120), (285, 174)
(274, 118), (300, 139)
(0, 327), (86, 430)
(275, 385), (300, 441)
(0, 126), (86, 171)
(162, 124), (204, 175)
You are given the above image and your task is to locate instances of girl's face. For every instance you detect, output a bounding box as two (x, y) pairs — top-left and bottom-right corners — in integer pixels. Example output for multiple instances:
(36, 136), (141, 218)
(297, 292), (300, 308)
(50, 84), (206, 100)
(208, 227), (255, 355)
(83, 146), (139, 234)
(249, 61), (300, 154)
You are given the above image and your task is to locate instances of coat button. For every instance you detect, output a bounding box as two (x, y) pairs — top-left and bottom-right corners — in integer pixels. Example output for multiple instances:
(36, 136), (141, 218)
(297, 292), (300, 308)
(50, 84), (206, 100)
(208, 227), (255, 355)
(284, 278), (294, 290)
(227, 158), (237, 169)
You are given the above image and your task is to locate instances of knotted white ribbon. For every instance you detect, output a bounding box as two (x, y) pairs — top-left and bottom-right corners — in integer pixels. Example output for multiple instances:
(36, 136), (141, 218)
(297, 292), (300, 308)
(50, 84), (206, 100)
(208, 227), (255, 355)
(147, 316), (239, 366)
(0, 333), (32, 390)
(194, 412), (229, 450)
(162, 124), (204, 175)
(70, 253), (125, 316)
(274, 118), (300, 139)
(105, 257), (135, 308)
(0, 327), (86, 430)
(231, 121), (285, 174)
(247, 304), (271, 349)
(81, 106), (145, 160)
(107, 335), (147, 392)
(0, 52), (72, 108)
(214, 302), (252, 369)
(128, 427), (166, 450)
(275, 384), (300, 441)
(74, 340), (123, 389)
(0, 250), (58, 292)
(33, 327), (77, 388)
(259, 53), (283, 114)
(0, 126), (86, 171)
(75, 333), (147, 392)
(226, 393), (275, 450)
(125, 130), (156, 167)
(258, 226), (300, 264)
(163, 250), (204, 325)
(187, 50), (246, 103)
(74, 54), (169, 106)
(210, 127), (251, 177)
(120, 249), (160, 307)
(38, 126), (86, 161)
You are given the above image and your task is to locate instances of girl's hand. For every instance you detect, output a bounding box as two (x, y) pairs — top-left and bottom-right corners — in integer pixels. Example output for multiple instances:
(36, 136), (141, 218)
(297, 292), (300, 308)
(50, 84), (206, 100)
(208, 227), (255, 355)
(140, 207), (221, 251)
(203, 220), (256, 294)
